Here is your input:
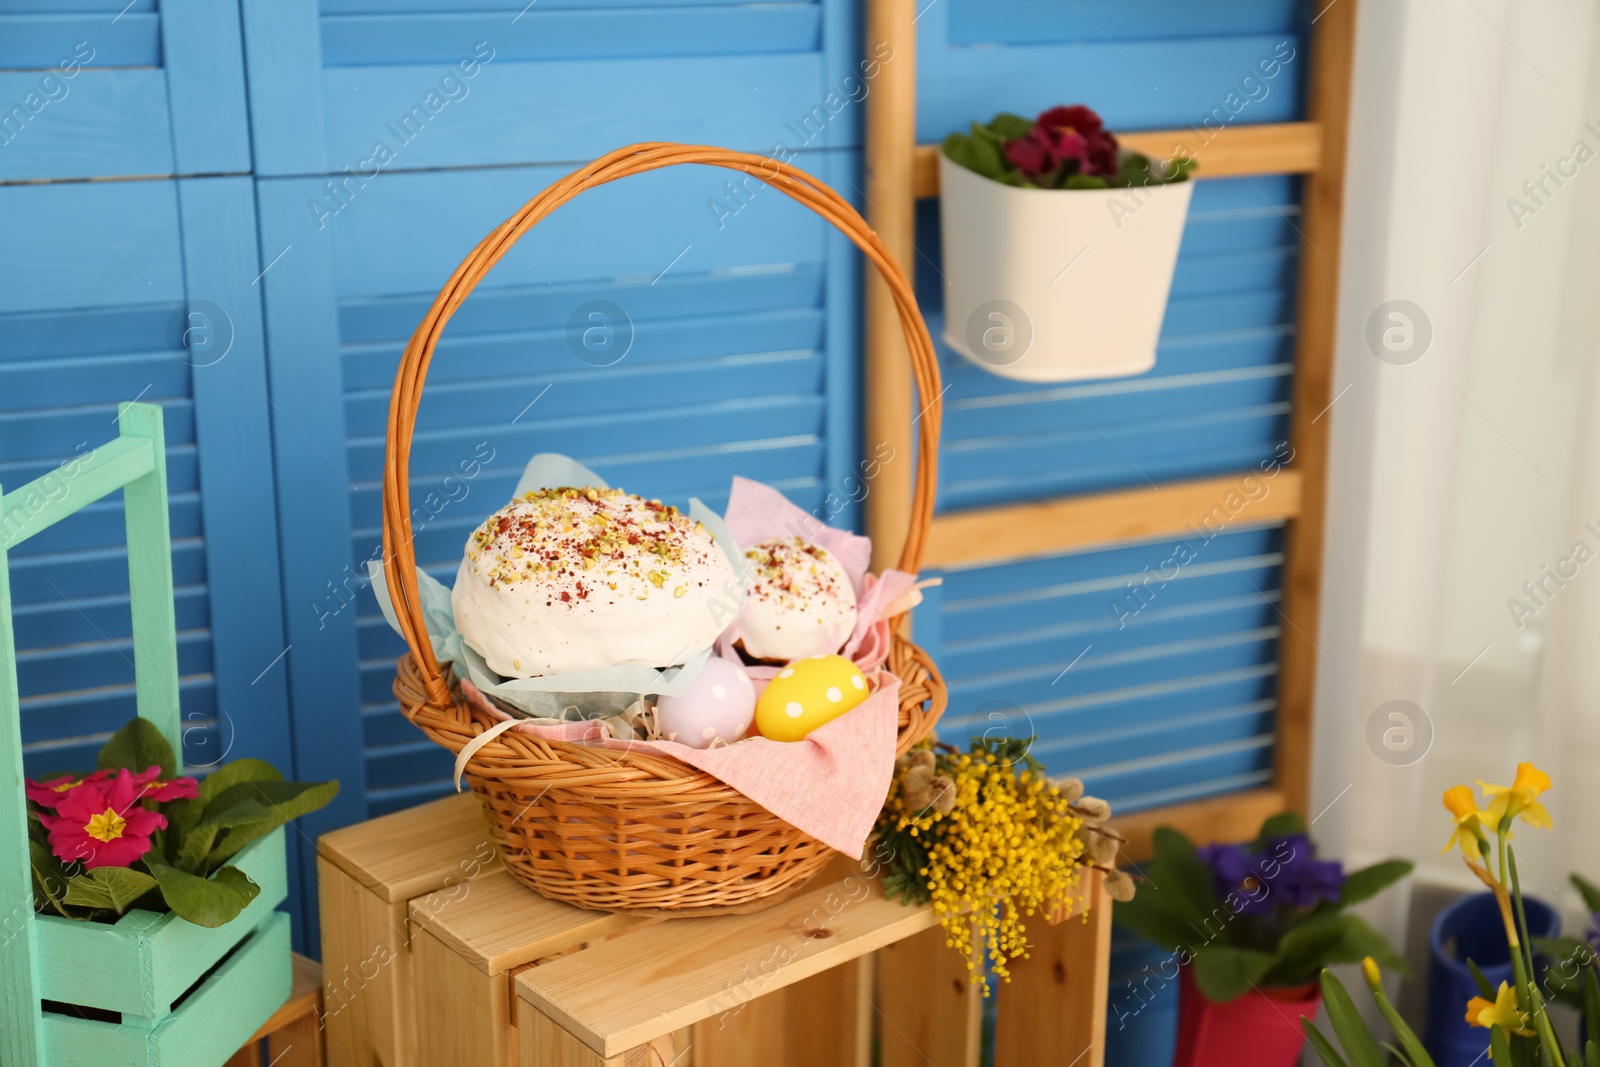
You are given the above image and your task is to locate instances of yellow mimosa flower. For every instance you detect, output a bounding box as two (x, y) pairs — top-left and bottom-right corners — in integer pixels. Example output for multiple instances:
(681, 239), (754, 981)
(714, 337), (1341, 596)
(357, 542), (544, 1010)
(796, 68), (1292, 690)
(1478, 762), (1553, 831)
(1464, 981), (1532, 1035)
(1442, 785), (1489, 861)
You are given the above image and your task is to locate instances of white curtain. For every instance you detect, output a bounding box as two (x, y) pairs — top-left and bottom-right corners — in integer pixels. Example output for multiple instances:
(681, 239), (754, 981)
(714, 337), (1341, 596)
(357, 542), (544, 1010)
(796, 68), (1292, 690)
(1311, 0), (1600, 1013)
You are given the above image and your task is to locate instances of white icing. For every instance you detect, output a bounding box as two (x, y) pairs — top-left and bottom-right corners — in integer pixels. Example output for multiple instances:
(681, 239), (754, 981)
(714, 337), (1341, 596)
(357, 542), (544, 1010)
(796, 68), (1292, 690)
(735, 537), (858, 662)
(452, 487), (737, 677)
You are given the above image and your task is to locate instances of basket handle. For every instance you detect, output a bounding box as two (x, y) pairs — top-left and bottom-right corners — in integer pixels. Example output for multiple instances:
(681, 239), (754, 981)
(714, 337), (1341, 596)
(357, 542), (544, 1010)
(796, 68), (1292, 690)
(382, 143), (942, 708)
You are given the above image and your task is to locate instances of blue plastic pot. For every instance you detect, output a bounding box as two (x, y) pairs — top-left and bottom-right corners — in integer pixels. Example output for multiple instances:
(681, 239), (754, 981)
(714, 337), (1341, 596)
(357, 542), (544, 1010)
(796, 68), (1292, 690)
(1425, 891), (1560, 1065)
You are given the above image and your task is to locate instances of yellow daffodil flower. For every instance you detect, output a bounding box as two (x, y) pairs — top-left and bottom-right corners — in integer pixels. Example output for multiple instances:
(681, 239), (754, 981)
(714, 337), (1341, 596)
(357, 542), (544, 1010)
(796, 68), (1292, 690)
(1478, 762), (1553, 832)
(1442, 785), (1490, 861)
(1464, 981), (1533, 1035)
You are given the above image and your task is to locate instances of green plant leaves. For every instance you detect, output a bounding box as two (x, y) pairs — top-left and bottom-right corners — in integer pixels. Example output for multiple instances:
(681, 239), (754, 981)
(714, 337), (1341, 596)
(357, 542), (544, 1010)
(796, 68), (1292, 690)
(97, 716), (176, 777)
(198, 758), (283, 805)
(1191, 945), (1275, 1002)
(29, 840), (72, 917)
(203, 779), (340, 866)
(1573, 874), (1600, 915)
(1254, 810), (1308, 848)
(1112, 882), (1198, 953)
(62, 866), (158, 915)
(1320, 969), (1387, 1067)
(1340, 860), (1415, 907)
(1302, 1020), (1351, 1067)
(144, 861), (259, 928)
(985, 112), (1034, 141)
(941, 110), (1194, 190)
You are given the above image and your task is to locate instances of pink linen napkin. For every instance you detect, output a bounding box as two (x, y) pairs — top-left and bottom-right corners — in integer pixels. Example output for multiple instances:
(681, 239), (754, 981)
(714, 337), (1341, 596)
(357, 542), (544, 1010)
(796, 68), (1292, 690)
(458, 669), (901, 858)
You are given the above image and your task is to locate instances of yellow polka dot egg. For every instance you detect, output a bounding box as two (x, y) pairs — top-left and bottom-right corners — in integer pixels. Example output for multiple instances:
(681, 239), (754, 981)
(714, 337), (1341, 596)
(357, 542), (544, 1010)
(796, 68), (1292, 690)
(754, 654), (870, 742)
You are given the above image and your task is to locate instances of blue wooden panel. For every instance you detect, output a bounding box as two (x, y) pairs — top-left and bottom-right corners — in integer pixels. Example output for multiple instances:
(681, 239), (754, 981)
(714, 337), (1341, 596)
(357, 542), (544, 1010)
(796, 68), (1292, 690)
(921, 176), (1302, 511)
(0, 176), (294, 932)
(242, 0), (862, 175)
(914, 525), (1284, 813)
(257, 147), (863, 835)
(948, 0), (1299, 47)
(916, 0), (1306, 143)
(0, 2), (250, 180)
(319, 9), (823, 63)
(0, 14), (161, 68)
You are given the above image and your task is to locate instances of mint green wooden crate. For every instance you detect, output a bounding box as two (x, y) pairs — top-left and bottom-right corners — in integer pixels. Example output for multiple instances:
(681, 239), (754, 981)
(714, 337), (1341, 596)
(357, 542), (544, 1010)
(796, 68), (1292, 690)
(0, 404), (291, 1066)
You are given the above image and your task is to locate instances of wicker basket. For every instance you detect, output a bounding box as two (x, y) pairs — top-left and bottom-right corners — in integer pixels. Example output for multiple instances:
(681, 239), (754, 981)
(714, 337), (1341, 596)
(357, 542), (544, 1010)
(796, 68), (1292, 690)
(383, 143), (946, 914)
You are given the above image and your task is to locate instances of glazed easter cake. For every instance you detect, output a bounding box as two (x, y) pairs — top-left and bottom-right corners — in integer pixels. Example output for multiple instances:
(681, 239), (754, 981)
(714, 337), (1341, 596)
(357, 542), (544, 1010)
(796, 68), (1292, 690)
(735, 536), (859, 662)
(451, 487), (736, 678)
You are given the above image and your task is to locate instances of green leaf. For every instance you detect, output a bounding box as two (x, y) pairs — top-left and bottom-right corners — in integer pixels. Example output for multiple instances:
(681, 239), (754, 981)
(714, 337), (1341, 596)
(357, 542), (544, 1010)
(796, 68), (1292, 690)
(1255, 811), (1308, 848)
(1190, 945), (1275, 1002)
(1584, 1038), (1597, 1067)
(1533, 935), (1591, 1008)
(145, 861), (259, 928)
(97, 716), (176, 776)
(1113, 887), (1200, 953)
(1492, 1025), (1514, 1067)
(1573, 874), (1600, 916)
(198, 758), (283, 806)
(1340, 859), (1414, 907)
(1268, 913), (1352, 985)
(1583, 969), (1600, 1059)
(177, 796), (278, 873)
(206, 779), (339, 865)
(1064, 174), (1109, 190)
(941, 131), (1008, 184)
(1320, 969), (1387, 1067)
(62, 866), (158, 914)
(1151, 826), (1218, 925)
(984, 112), (1034, 141)
(29, 840), (72, 918)
(1302, 1020), (1351, 1067)
(1469, 958), (1497, 1000)
(1368, 963), (1438, 1067)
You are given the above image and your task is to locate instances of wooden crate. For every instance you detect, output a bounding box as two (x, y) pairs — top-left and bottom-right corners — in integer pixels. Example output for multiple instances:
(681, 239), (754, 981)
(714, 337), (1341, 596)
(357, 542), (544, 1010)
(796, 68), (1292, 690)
(319, 793), (1110, 1066)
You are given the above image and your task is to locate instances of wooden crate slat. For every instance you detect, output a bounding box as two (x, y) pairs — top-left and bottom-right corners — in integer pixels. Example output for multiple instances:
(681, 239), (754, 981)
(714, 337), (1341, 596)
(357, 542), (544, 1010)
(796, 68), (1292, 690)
(410, 869), (640, 976)
(516, 872), (943, 1058)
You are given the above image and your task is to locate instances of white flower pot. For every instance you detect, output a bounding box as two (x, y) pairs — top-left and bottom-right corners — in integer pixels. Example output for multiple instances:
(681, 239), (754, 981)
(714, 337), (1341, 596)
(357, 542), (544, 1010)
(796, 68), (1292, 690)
(938, 153), (1193, 383)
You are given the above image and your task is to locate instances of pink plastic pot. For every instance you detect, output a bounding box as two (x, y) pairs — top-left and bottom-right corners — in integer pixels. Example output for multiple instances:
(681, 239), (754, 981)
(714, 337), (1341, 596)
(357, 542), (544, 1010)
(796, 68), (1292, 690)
(1173, 966), (1320, 1067)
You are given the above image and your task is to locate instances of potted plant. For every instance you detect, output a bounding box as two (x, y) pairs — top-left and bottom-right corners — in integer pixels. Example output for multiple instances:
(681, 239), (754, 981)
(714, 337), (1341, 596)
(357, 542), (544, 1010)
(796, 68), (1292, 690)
(939, 105), (1196, 383)
(1305, 763), (1598, 1067)
(23, 716), (337, 1063)
(1114, 811), (1412, 1067)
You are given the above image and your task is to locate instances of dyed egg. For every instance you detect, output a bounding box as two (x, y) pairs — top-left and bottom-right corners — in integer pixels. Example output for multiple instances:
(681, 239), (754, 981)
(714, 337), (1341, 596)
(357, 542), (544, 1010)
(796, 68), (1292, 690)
(754, 654), (870, 742)
(655, 656), (756, 749)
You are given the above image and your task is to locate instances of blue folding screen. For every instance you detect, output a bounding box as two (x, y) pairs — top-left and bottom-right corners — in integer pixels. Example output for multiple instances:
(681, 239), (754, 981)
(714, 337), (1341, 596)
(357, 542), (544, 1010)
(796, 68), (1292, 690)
(240, 0), (867, 946)
(0, 176), (293, 853)
(0, 0), (250, 181)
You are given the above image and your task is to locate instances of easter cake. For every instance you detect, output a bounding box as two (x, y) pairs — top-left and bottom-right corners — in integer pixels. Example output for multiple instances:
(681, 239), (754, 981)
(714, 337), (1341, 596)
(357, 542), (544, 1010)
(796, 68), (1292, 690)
(735, 536), (859, 662)
(451, 487), (737, 677)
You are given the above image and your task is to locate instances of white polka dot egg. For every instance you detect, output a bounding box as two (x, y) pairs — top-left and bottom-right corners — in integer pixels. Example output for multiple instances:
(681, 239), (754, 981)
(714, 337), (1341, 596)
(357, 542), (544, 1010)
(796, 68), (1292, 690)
(655, 656), (755, 749)
(754, 654), (870, 742)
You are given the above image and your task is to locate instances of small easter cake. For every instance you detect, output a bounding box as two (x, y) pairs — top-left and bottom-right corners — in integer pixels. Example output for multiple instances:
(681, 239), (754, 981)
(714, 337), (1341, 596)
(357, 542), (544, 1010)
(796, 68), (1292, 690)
(735, 536), (859, 662)
(452, 487), (737, 677)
